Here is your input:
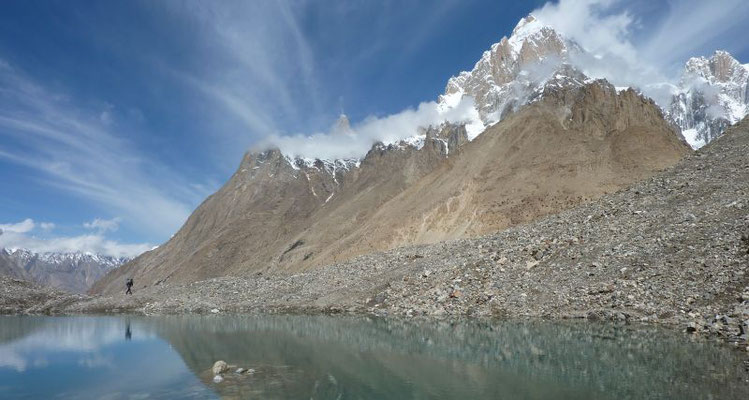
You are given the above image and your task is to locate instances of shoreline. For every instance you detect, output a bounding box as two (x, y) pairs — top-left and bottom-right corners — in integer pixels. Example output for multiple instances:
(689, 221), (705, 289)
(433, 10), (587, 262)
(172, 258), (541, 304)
(2, 292), (747, 378)
(3, 272), (747, 353)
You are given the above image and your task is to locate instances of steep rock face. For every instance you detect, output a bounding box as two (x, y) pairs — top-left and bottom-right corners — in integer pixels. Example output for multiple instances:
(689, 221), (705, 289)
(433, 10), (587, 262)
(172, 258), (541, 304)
(0, 249), (126, 293)
(321, 81), (688, 258)
(440, 15), (581, 123)
(92, 80), (689, 295)
(92, 126), (464, 294)
(668, 51), (749, 148)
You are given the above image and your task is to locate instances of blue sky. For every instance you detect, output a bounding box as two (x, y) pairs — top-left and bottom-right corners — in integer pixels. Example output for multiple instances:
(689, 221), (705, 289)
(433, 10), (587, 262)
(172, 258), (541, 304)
(0, 0), (747, 256)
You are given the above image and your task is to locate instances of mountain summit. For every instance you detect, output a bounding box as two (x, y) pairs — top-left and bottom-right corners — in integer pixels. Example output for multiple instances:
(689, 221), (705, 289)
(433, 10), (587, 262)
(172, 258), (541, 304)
(440, 16), (748, 150)
(439, 15), (581, 123)
(668, 50), (749, 147)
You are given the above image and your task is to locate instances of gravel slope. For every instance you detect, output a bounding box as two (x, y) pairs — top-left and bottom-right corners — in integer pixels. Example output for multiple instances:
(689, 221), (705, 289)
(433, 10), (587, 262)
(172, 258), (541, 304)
(0, 275), (85, 314)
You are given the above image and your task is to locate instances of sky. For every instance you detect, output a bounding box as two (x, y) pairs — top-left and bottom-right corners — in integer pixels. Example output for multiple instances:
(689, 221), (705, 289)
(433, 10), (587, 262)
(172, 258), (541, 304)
(0, 0), (747, 257)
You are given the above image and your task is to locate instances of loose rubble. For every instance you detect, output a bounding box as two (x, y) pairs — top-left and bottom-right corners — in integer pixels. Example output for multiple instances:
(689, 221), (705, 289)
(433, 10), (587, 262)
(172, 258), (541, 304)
(0, 275), (86, 314)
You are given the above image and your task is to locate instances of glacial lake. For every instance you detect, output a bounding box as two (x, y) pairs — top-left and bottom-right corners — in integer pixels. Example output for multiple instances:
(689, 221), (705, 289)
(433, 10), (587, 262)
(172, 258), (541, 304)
(0, 315), (747, 399)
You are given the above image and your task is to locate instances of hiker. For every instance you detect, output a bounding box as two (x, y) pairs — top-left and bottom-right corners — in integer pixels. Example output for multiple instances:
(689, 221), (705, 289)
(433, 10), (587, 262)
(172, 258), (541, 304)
(125, 278), (133, 295)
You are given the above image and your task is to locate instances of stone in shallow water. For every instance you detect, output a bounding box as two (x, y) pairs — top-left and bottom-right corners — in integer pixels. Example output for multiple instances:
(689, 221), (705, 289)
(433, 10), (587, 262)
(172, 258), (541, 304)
(212, 360), (228, 375)
(213, 375), (223, 384)
(235, 368), (245, 374)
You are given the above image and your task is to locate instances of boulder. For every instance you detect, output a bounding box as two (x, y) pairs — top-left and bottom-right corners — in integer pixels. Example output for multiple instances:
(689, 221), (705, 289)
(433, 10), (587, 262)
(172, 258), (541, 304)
(212, 360), (228, 375)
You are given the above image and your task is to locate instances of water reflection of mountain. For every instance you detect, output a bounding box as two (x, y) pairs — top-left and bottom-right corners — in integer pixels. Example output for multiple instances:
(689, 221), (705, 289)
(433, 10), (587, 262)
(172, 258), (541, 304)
(0, 316), (47, 344)
(0, 316), (746, 399)
(144, 315), (748, 400)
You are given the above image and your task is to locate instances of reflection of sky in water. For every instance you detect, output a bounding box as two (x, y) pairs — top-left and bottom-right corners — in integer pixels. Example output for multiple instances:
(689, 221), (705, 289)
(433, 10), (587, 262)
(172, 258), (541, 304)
(0, 318), (151, 371)
(0, 315), (747, 400)
(0, 317), (215, 399)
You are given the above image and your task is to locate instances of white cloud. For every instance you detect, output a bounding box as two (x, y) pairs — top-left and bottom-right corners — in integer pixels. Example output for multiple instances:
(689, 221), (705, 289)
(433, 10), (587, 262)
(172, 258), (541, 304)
(534, 0), (637, 62)
(0, 227), (150, 258)
(83, 217), (121, 233)
(265, 96), (483, 160)
(99, 103), (114, 125)
(527, 0), (749, 109)
(0, 218), (35, 233)
(640, 0), (749, 69)
(0, 218), (150, 258)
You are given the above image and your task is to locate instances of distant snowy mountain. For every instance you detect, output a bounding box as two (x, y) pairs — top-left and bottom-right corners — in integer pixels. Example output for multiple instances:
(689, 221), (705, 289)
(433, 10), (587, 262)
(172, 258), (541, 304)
(0, 248), (129, 293)
(667, 51), (749, 148)
(439, 15), (748, 150)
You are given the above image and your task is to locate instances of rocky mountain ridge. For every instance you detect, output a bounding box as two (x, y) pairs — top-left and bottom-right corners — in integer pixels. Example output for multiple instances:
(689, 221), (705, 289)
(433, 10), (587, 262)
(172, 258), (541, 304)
(0, 248), (128, 293)
(92, 76), (689, 294)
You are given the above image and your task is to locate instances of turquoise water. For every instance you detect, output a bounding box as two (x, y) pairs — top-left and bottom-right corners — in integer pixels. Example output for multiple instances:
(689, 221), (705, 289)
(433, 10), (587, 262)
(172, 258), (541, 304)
(0, 315), (746, 399)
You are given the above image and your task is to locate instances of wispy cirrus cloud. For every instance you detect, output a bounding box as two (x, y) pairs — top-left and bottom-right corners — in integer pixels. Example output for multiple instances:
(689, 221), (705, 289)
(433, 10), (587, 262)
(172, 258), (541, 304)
(0, 60), (209, 242)
(639, 0), (749, 69)
(161, 1), (322, 142)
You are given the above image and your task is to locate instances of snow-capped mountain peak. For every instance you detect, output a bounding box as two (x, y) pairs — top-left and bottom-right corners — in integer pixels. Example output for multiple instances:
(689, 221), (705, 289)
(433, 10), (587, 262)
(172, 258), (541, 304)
(331, 114), (354, 136)
(668, 50), (749, 148)
(4, 247), (129, 269)
(440, 15), (748, 150)
(1, 247), (130, 293)
(685, 50), (748, 84)
(438, 14), (582, 125)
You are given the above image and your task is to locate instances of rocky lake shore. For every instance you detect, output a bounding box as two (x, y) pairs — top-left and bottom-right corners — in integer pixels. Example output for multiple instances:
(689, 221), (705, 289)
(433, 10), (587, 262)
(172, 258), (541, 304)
(2, 119), (749, 368)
